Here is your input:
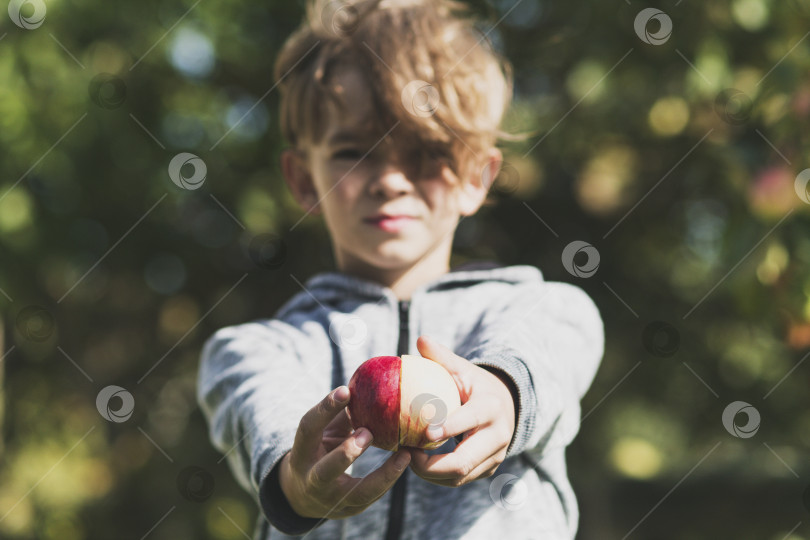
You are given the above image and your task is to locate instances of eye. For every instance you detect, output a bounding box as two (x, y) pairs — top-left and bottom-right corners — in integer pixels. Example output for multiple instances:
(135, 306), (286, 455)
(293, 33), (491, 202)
(332, 148), (365, 160)
(425, 147), (452, 163)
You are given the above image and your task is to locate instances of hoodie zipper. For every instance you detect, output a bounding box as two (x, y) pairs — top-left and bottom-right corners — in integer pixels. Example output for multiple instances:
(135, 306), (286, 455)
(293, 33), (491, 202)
(384, 299), (410, 540)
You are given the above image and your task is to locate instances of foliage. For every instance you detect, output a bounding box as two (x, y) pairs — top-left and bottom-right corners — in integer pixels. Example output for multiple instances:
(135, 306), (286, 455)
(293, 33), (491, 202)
(0, 0), (808, 538)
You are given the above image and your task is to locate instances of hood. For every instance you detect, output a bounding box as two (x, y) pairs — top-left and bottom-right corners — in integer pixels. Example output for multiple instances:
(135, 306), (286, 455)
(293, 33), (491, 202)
(274, 260), (545, 320)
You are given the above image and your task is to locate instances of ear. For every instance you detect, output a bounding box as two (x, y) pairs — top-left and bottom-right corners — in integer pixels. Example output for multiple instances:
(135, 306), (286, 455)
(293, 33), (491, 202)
(457, 146), (502, 217)
(281, 148), (322, 216)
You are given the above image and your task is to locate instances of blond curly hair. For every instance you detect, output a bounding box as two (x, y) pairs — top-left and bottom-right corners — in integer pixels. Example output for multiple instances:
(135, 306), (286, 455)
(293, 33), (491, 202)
(274, 0), (522, 194)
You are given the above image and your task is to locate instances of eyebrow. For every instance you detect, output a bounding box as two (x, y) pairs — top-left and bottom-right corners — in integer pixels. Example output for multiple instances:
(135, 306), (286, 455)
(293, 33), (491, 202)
(327, 129), (377, 146)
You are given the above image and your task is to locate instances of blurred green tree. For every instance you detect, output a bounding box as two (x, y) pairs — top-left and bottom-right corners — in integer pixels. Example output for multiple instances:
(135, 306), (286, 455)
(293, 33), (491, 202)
(0, 0), (808, 538)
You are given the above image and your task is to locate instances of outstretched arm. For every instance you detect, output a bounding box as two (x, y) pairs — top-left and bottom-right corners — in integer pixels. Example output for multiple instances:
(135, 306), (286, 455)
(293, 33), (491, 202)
(408, 281), (604, 487)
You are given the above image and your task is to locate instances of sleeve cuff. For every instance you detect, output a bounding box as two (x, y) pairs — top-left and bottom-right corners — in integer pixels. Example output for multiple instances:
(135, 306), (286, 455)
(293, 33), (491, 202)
(469, 349), (537, 458)
(258, 453), (325, 536)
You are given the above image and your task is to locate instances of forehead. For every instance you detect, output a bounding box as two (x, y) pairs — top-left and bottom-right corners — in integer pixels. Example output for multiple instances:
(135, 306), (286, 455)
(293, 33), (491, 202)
(321, 67), (379, 145)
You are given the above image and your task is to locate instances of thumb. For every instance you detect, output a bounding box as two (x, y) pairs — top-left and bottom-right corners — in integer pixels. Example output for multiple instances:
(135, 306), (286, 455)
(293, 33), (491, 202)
(416, 335), (473, 379)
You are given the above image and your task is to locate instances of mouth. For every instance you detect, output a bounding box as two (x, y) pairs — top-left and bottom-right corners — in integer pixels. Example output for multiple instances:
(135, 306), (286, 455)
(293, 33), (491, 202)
(363, 215), (416, 232)
(363, 214), (416, 223)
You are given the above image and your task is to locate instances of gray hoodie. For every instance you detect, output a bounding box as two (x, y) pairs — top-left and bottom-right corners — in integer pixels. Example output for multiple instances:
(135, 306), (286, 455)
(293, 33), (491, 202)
(197, 261), (604, 539)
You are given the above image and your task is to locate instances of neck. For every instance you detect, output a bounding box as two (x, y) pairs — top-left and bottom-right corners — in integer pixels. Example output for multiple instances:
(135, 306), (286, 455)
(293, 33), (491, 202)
(337, 244), (451, 301)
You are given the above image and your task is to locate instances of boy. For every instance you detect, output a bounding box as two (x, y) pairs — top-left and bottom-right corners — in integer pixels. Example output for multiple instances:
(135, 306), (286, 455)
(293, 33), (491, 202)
(197, 0), (604, 538)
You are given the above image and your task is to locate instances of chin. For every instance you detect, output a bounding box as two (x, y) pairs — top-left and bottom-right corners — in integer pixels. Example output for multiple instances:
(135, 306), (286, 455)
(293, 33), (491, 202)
(362, 246), (427, 270)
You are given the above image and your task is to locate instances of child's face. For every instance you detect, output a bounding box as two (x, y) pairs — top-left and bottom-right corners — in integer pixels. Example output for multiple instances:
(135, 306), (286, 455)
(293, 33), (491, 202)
(282, 67), (500, 284)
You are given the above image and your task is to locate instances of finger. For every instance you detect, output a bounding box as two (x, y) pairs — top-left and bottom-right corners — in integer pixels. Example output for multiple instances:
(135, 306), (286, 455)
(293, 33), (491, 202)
(323, 504), (369, 520)
(463, 457), (502, 483)
(322, 409), (355, 453)
(416, 336), (474, 400)
(342, 449), (412, 507)
(408, 431), (499, 481)
(323, 408), (353, 438)
(293, 386), (350, 467)
(415, 335), (470, 373)
(413, 455), (501, 488)
(309, 427), (374, 487)
(423, 399), (491, 444)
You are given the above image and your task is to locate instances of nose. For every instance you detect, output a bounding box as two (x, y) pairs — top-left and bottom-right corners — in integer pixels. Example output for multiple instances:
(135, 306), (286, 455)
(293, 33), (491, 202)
(368, 161), (415, 199)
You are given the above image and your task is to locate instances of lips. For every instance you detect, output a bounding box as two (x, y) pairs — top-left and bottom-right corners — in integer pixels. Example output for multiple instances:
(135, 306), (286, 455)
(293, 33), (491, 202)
(363, 213), (416, 223)
(363, 213), (416, 233)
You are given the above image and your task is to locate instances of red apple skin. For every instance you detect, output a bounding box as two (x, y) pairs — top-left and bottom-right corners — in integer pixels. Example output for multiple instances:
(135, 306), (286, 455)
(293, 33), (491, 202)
(347, 356), (401, 451)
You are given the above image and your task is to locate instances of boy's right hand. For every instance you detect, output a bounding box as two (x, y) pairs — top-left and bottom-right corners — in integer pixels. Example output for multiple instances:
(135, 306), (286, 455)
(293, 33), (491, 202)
(279, 385), (412, 520)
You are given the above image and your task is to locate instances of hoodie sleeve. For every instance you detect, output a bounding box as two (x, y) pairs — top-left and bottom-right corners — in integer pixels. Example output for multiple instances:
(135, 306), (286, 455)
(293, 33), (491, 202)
(460, 280), (604, 459)
(196, 320), (332, 535)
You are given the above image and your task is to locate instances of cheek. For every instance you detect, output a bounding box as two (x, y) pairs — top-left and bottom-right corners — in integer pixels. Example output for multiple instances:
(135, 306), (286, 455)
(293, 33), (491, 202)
(315, 165), (362, 205)
(322, 179), (366, 220)
(422, 181), (460, 217)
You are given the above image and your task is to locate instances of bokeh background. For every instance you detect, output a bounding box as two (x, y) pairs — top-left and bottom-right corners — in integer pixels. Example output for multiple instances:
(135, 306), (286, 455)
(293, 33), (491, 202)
(1, 0), (809, 538)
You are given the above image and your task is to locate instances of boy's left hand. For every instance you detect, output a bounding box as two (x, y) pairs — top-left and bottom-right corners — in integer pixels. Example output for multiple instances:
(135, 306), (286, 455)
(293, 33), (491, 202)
(406, 335), (516, 488)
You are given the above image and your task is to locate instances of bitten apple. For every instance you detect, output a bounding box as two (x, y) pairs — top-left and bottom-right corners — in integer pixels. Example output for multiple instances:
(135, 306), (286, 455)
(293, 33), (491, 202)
(346, 354), (461, 451)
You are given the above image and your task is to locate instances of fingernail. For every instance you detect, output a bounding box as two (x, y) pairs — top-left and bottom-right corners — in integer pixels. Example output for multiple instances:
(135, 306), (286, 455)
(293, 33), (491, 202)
(427, 425), (443, 441)
(334, 386), (349, 402)
(355, 428), (372, 448)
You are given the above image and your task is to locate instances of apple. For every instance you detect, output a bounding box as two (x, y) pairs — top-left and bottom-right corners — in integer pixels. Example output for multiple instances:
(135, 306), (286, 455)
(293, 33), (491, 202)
(346, 354), (461, 451)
